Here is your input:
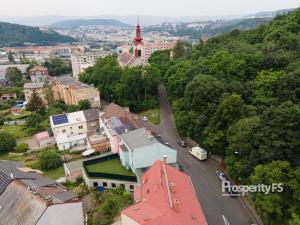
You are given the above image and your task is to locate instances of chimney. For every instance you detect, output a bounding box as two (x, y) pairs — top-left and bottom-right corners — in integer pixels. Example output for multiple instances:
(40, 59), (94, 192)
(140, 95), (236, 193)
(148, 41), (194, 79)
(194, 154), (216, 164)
(173, 199), (180, 211)
(163, 155), (167, 164)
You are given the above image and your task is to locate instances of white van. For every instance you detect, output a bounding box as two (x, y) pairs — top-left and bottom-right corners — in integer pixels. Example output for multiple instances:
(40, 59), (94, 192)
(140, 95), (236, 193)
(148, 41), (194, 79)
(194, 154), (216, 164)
(189, 146), (207, 160)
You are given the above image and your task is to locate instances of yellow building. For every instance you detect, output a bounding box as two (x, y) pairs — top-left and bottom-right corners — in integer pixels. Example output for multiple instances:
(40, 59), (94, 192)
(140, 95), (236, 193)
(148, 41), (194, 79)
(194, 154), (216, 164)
(23, 82), (47, 103)
(51, 77), (101, 108)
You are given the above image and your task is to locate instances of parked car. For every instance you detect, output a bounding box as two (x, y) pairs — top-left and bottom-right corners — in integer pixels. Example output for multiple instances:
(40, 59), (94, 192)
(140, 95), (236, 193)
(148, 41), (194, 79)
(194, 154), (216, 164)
(142, 116), (148, 121)
(216, 170), (227, 181)
(177, 139), (187, 147)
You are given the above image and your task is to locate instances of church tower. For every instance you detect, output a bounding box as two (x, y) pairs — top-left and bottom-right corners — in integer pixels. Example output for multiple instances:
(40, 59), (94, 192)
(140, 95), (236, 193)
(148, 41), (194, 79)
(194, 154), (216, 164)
(134, 17), (144, 58)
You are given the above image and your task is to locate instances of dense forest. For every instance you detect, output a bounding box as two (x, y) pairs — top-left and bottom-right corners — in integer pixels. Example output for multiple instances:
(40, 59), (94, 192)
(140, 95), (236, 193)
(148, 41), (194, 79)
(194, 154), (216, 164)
(148, 9), (300, 225)
(80, 56), (161, 112)
(0, 22), (76, 47)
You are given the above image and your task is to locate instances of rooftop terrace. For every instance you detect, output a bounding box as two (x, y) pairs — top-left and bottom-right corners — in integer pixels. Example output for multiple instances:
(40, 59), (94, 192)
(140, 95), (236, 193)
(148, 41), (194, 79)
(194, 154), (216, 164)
(83, 154), (136, 181)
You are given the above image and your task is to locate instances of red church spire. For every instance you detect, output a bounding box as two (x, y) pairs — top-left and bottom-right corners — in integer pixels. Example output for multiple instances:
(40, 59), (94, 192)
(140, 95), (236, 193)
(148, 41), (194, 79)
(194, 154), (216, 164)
(134, 16), (143, 43)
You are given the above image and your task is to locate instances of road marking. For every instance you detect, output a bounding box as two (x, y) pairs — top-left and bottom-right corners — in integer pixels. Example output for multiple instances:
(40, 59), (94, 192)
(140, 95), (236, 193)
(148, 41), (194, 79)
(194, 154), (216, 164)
(222, 215), (230, 225)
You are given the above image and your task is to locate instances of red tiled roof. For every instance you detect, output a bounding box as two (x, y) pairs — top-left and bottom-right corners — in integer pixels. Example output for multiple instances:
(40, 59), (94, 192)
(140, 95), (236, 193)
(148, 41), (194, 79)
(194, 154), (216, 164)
(29, 66), (48, 72)
(122, 160), (208, 225)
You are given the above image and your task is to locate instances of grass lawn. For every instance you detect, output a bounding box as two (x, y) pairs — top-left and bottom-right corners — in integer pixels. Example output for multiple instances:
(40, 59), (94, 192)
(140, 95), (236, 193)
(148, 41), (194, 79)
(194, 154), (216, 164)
(86, 158), (134, 176)
(5, 111), (31, 120)
(42, 165), (65, 180)
(0, 124), (29, 139)
(140, 108), (160, 125)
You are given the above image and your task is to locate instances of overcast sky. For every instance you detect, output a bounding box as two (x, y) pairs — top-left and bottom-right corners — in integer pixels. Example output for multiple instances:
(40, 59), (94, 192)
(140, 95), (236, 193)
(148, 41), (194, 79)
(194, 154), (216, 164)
(1, 0), (299, 17)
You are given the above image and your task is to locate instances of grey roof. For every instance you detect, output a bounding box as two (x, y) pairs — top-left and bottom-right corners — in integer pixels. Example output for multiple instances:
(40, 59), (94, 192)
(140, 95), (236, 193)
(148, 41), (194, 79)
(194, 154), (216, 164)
(0, 170), (11, 195)
(0, 181), (47, 225)
(36, 202), (84, 225)
(52, 191), (78, 202)
(0, 161), (83, 225)
(31, 177), (57, 189)
(55, 76), (77, 85)
(24, 82), (45, 89)
(83, 108), (100, 121)
(121, 127), (158, 150)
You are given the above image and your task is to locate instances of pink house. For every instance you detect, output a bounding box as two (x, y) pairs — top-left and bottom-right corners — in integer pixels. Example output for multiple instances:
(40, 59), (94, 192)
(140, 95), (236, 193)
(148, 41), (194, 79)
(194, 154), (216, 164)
(121, 159), (208, 225)
(99, 103), (137, 153)
(34, 131), (55, 148)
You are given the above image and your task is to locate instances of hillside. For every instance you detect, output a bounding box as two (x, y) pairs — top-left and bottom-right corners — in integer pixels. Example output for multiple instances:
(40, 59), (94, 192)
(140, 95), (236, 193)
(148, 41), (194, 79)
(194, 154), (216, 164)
(0, 22), (76, 47)
(144, 17), (273, 39)
(148, 8), (300, 225)
(51, 19), (131, 28)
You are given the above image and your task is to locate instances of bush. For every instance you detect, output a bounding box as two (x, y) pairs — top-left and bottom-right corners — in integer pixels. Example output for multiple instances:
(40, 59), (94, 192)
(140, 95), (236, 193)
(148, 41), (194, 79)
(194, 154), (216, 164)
(0, 132), (16, 153)
(39, 150), (62, 170)
(15, 143), (29, 153)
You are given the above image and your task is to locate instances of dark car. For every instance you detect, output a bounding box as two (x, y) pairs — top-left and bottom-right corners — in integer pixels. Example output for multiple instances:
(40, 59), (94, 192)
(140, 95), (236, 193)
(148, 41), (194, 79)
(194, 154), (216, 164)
(176, 163), (184, 172)
(177, 139), (187, 147)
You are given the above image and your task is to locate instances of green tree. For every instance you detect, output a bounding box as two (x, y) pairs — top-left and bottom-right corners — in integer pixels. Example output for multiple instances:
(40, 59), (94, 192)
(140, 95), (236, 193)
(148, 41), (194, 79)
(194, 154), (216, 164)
(250, 161), (299, 225)
(288, 214), (300, 225)
(78, 99), (91, 110)
(7, 51), (14, 63)
(5, 67), (22, 85)
(26, 112), (44, 133)
(226, 116), (261, 181)
(203, 94), (246, 155)
(39, 151), (62, 170)
(148, 50), (171, 76)
(80, 55), (121, 102)
(173, 40), (192, 59)
(254, 102), (300, 165)
(43, 57), (71, 75)
(0, 132), (16, 153)
(15, 143), (29, 153)
(254, 70), (284, 107)
(26, 91), (46, 114)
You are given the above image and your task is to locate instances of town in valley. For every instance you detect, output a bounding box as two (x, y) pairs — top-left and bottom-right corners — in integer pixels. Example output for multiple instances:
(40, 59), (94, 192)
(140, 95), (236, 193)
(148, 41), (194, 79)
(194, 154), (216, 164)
(0, 1), (300, 225)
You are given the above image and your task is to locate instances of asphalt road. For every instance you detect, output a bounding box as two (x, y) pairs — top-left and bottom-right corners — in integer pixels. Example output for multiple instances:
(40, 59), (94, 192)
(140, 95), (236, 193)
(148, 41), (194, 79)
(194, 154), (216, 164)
(140, 84), (256, 225)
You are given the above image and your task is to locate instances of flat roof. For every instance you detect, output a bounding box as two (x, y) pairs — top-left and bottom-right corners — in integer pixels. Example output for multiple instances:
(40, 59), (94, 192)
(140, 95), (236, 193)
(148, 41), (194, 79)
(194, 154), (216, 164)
(24, 82), (45, 89)
(50, 111), (86, 128)
(121, 127), (158, 150)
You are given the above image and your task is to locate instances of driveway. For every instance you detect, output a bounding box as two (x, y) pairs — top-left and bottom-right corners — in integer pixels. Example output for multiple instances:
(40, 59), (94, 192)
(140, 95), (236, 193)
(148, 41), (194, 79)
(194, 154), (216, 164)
(139, 84), (260, 225)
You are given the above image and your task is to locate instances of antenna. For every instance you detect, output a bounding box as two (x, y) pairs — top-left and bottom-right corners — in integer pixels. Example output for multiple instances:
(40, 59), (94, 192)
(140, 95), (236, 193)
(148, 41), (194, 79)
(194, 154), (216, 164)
(137, 16), (140, 25)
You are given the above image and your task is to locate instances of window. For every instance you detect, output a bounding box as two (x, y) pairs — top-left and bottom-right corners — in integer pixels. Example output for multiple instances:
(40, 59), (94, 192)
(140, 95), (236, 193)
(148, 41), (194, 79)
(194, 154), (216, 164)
(78, 126), (83, 129)
(70, 127), (73, 130)
(62, 129), (66, 133)
(130, 185), (134, 190)
(111, 183), (116, 188)
(90, 122), (96, 127)
(103, 182), (107, 187)
(93, 182), (98, 187)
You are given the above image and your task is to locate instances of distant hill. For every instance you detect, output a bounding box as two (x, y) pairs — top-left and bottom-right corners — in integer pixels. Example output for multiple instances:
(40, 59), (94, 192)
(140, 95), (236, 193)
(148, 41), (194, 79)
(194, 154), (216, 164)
(51, 19), (131, 28)
(245, 8), (295, 18)
(144, 17), (273, 39)
(0, 22), (76, 47)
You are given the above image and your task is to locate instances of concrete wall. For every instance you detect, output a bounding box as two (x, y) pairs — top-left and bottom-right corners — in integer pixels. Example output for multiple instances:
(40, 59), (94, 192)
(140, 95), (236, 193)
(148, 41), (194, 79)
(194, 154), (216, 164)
(24, 87), (47, 103)
(132, 145), (177, 170)
(82, 169), (136, 192)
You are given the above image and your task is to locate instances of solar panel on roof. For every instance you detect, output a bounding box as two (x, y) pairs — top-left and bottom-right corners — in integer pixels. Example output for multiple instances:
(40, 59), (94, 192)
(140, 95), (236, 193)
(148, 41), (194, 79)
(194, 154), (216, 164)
(114, 126), (126, 135)
(52, 114), (69, 125)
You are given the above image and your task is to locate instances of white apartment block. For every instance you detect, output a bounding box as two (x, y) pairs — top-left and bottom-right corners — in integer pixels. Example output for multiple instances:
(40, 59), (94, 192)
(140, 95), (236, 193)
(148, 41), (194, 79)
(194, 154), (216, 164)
(71, 52), (110, 80)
